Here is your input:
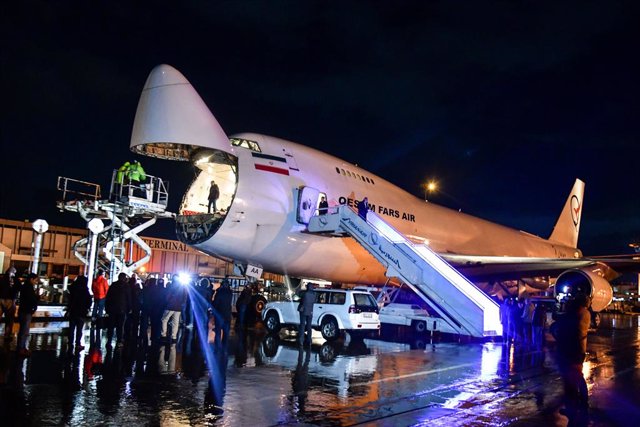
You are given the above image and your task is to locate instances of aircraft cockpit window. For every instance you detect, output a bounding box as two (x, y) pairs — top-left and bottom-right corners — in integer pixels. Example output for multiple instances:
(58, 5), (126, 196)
(335, 167), (340, 174)
(341, 168), (346, 175)
(230, 138), (261, 152)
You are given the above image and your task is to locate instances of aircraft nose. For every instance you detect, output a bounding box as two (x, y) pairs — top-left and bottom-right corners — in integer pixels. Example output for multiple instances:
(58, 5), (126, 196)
(144, 64), (190, 89)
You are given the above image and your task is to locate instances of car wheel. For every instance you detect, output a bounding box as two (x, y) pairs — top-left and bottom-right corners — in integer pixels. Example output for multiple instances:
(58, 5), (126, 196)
(414, 320), (427, 334)
(320, 317), (340, 341)
(264, 310), (280, 333)
(253, 296), (267, 317)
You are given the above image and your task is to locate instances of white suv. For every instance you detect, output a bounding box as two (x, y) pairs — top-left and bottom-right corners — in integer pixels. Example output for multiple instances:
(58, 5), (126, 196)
(262, 289), (380, 341)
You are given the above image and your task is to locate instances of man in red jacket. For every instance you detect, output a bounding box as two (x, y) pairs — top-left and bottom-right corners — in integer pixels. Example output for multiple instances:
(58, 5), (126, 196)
(92, 269), (109, 322)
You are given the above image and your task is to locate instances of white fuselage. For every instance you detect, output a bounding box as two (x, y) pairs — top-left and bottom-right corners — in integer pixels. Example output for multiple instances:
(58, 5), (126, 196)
(188, 132), (577, 284)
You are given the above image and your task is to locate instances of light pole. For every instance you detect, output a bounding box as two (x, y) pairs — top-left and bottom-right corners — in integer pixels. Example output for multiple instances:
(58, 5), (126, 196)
(87, 218), (105, 291)
(424, 181), (438, 201)
(31, 219), (49, 275)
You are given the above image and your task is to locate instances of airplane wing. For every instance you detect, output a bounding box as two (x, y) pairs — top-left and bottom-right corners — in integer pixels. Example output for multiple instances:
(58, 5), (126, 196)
(441, 254), (640, 282)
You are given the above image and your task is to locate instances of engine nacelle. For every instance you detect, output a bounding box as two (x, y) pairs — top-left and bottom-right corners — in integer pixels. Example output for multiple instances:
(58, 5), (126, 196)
(555, 268), (613, 312)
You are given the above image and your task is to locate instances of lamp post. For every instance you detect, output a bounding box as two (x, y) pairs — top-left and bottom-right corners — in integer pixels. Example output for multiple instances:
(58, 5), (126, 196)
(31, 219), (49, 275)
(424, 181), (438, 201)
(87, 218), (104, 291)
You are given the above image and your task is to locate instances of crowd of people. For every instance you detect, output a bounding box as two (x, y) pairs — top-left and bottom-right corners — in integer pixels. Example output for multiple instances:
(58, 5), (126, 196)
(85, 271), (241, 351)
(1, 266), (254, 358)
(499, 297), (549, 351)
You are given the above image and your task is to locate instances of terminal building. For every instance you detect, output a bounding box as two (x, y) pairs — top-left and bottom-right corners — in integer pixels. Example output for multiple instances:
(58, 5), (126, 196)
(0, 216), (283, 289)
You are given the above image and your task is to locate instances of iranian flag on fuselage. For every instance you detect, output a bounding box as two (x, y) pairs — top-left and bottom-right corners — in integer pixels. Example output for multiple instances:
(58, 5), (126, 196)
(252, 152), (290, 176)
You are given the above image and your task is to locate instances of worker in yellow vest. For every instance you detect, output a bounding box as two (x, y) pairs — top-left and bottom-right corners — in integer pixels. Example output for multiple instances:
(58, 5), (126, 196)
(127, 160), (146, 197)
(112, 161), (131, 201)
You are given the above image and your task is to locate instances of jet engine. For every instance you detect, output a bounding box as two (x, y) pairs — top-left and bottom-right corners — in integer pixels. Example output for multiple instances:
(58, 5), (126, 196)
(555, 267), (613, 312)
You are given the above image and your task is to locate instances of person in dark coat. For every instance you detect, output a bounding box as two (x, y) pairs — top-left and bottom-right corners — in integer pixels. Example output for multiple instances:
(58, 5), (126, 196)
(67, 275), (92, 351)
(552, 295), (591, 419)
(236, 284), (253, 328)
(150, 278), (167, 342)
(139, 277), (157, 343)
(17, 273), (40, 356)
(357, 197), (369, 220)
(532, 302), (548, 350)
(318, 196), (329, 215)
(0, 266), (20, 340)
(211, 280), (232, 346)
(208, 180), (220, 214)
(499, 298), (512, 344)
(126, 274), (142, 339)
(105, 273), (131, 347)
(296, 283), (315, 346)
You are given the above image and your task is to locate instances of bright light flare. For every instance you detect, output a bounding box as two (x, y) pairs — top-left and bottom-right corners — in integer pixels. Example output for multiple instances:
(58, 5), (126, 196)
(178, 273), (192, 285)
(427, 181), (438, 192)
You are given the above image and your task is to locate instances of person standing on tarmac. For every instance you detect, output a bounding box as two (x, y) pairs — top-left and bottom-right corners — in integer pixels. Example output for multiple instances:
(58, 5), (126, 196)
(211, 279), (232, 346)
(499, 298), (511, 344)
(105, 272), (131, 348)
(126, 274), (142, 339)
(552, 294), (591, 418)
(236, 284), (253, 328)
(0, 267), (19, 341)
(160, 276), (188, 343)
(67, 275), (92, 352)
(92, 269), (109, 323)
(17, 273), (40, 357)
(296, 282), (315, 347)
(532, 302), (548, 351)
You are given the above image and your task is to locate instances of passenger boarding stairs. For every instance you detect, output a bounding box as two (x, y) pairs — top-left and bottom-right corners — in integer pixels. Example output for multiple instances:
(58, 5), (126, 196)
(308, 206), (502, 338)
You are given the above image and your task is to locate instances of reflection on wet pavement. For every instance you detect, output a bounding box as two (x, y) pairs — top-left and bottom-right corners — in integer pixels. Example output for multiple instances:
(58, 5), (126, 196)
(0, 313), (638, 426)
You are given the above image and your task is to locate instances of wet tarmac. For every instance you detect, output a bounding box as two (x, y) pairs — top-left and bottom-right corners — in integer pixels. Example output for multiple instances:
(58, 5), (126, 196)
(1, 313), (639, 426)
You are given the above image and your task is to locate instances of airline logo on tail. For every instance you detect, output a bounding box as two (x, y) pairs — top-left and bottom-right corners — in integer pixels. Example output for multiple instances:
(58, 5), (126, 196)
(571, 195), (581, 228)
(549, 179), (585, 248)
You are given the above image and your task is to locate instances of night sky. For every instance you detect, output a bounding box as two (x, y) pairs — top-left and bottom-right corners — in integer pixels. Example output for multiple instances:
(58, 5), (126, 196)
(2, 1), (639, 256)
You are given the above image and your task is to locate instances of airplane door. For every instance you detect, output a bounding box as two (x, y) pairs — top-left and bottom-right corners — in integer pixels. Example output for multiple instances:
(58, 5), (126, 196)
(297, 186), (320, 224)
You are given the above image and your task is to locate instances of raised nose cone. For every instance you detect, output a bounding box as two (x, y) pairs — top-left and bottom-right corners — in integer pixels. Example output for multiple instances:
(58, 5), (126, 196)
(143, 64), (190, 89)
(130, 64), (234, 161)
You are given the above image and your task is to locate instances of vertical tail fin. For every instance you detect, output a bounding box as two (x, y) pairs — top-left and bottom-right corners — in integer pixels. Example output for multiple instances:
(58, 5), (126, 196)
(549, 179), (585, 248)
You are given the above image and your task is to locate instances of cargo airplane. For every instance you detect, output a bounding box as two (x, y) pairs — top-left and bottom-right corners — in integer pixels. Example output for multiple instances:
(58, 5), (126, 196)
(129, 64), (638, 314)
